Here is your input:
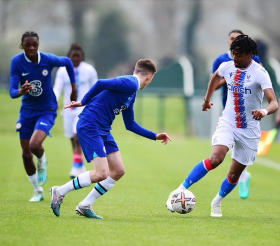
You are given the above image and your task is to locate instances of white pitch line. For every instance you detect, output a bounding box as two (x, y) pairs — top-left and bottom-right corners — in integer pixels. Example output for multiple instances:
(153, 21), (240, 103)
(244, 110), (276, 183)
(255, 157), (280, 171)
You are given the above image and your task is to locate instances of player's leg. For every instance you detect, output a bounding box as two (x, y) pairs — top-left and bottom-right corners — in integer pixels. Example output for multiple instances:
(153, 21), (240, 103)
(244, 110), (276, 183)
(20, 139), (44, 202)
(29, 130), (48, 186)
(50, 156), (108, 217)
(17, 116), (44, 201)
(211, 128), (258, 217)
(50, 118), (107, 217)
(64, 110), (85, 178)
(166, 145), (228, 212)
(211, 159), (246, 217)
(76, 134), (122, 218)
(166, 119), (233, 212)
(236, 126), (259, 199)
(70, 134), (86, 178)
(79, 151), (124, 207)
(32, 113), (57, 186)
(239, 166), (251, 199)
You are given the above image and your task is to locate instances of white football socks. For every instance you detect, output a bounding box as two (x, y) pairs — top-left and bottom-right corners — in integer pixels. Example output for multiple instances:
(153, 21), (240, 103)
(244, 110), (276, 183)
(80, 176), (117, 206)
(178, 184), (188, 190)
(239, 167), (249, 182)
(57, 171), (92, 196)
(212, 193), (224, 205)
(36, 152), (46, 167)
(28, 172), (43, 192)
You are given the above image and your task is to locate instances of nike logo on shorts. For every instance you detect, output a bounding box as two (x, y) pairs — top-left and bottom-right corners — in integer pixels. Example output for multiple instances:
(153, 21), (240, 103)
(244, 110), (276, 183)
(22, 72), (29, 76)
(40, 122), (48, 126)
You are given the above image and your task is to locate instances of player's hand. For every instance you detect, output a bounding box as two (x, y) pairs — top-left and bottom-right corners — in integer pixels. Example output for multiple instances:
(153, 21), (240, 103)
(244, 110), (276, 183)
(156, 133), (171, 145)
(64, 101), (83, 109)
(252, 109), (267, 121)
(202, 101), (214, 111)
(19, 80), (33, 96)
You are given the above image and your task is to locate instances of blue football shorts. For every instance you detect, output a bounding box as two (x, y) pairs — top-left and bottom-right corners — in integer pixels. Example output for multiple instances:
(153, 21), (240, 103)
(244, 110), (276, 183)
(77, 118), (119, 163)
(16, 112), (57, 139)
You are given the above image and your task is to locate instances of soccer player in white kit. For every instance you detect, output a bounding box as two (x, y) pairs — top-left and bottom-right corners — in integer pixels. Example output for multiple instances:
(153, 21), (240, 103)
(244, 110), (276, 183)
(166, 35), (278, 217)
(54, 43), (98, 178)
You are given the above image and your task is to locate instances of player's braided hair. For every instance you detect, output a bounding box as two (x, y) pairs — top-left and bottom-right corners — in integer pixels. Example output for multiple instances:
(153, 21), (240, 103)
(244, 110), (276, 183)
(230, 34), (258, 57)
(19, 31), (39, 49)
(67, 43), (85, 60)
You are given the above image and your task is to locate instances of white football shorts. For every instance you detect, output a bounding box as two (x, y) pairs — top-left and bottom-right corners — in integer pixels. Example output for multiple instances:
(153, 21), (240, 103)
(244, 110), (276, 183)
(211, 118), (261, 165)
(63, 108), (83, 138)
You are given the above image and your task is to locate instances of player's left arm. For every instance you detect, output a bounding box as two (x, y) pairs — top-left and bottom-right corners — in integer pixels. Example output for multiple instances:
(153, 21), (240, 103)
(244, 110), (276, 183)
(49, 54), (77, 101)
(252, 89), (278, 120)
(122, 101), (171, 144)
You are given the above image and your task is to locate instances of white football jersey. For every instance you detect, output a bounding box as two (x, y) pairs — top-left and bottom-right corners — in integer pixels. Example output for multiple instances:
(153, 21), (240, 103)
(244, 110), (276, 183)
(218, 60), (273, 129)
(54, 61), (98, 106)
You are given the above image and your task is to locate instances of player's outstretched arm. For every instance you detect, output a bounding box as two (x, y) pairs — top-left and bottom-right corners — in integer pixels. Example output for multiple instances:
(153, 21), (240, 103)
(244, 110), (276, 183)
(64, 101), (83, 109)
(156, 133), (171, 145)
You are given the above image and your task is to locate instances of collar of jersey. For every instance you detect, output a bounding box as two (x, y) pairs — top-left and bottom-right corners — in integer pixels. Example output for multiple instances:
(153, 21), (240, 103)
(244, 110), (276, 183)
(24, 51), (41, 63)
(133, 75), (140, 90)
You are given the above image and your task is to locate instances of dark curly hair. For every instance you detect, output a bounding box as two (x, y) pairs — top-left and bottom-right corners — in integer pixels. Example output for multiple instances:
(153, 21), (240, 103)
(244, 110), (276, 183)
(230, 34), (258, 57)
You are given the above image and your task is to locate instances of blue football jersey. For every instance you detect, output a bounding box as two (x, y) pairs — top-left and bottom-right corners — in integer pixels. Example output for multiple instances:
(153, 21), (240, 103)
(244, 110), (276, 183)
(212, 51), (261, 108)
(10, 52), (75, 115)
(79, 75), (157, 140)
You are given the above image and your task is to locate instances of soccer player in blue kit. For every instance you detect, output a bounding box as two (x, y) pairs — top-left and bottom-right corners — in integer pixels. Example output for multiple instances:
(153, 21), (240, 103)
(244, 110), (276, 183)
(10, 31), (77, 202)
(50, 59), (171, 219)
(212, 30), (261, 199)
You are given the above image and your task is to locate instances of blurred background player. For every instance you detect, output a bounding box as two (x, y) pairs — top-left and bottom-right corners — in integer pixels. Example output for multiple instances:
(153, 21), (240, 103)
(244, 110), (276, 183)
(211, 29), (261, 199)
(167, 35), (278, 217)
(50, 59), (171, 219)
(9, 31), (77, 202)
(54, 43), (98, 178)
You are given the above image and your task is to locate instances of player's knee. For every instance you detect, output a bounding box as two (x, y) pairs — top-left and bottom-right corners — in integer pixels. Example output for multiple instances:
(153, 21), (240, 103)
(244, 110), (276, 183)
(228, 172), (241, 183)
(114, 167), (126, 179)
(29, 141), (41, 153)
(22, 150), (33, 162)
(96, 169), (109, 181)
(209, 154), (224, 168)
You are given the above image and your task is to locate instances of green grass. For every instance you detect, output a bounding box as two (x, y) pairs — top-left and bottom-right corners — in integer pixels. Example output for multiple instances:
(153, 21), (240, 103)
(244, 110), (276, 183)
(0, 91), (280, 246)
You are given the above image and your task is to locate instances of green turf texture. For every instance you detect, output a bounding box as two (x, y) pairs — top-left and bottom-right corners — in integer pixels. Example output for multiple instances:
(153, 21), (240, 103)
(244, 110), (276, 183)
(0, 91), (280, 246)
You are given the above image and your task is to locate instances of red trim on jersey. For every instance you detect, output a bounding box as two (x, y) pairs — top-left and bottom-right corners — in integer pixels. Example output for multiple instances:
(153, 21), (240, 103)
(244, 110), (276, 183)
(204, 158), (214, 171)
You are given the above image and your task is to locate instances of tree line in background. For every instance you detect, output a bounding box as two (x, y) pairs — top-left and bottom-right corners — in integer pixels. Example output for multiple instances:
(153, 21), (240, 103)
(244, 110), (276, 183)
(0, 0), (280, 93)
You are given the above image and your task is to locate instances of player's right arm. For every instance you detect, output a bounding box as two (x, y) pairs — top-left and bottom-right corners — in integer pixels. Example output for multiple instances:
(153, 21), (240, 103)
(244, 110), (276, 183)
(81, 78), (138, 106)
(9, 58), (33, 98)
(202, 70), (223, 111)
(212, 57), (226, 90)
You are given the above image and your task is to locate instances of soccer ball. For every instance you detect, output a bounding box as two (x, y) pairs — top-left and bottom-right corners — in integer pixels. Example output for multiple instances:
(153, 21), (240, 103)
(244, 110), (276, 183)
(170, 190), (196, 214)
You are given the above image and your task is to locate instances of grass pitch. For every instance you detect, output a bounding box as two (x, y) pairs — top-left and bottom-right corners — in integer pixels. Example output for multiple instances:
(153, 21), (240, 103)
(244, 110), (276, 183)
(0, 92), (280, 246)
